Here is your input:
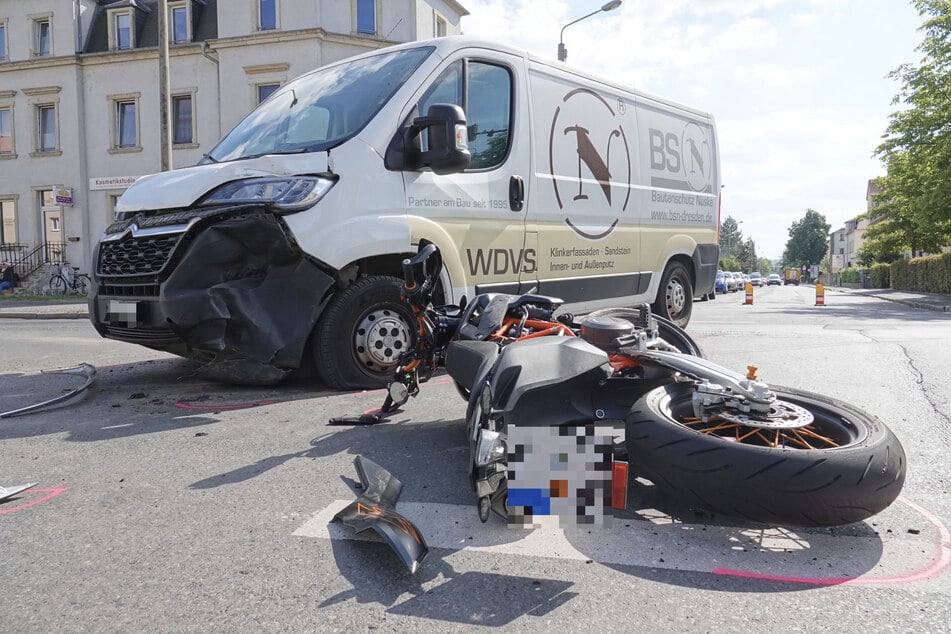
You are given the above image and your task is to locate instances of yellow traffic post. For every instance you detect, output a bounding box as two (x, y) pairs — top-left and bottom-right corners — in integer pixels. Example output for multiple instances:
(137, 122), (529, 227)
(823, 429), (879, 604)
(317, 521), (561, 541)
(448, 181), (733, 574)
(744, 281), (753, 305)
(815, 282), (825, 306)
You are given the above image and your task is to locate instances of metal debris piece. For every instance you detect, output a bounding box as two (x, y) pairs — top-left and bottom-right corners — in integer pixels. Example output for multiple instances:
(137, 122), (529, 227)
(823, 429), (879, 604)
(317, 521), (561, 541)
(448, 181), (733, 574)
(0, 363), (97, 419)
(0, 482), (38, 503)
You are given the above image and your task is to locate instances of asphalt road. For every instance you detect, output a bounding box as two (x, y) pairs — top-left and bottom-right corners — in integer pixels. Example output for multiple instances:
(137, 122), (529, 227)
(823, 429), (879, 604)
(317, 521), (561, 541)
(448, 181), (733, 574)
(2, 285), (950, 632)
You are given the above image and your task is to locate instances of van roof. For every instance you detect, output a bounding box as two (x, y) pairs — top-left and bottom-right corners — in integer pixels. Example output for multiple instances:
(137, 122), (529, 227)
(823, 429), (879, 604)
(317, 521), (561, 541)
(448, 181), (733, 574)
(316, 35), (715, 121)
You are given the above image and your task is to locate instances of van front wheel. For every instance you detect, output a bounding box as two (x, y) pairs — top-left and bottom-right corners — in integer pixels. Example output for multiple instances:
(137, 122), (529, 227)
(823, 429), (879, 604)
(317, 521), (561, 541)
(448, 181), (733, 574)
(314, 276), (416, 390)
(652, 261), (693, 328)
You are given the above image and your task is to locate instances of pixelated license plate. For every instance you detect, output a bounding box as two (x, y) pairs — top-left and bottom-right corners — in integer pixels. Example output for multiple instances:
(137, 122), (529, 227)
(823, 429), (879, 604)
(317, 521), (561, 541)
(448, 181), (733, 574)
(506, 424), (624, 528)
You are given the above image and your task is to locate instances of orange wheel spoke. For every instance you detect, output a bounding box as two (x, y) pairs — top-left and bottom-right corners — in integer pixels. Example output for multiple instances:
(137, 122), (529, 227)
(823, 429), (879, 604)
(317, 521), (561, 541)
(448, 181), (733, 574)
(792, 427), (840, 448)
(679, 416), (839, 450)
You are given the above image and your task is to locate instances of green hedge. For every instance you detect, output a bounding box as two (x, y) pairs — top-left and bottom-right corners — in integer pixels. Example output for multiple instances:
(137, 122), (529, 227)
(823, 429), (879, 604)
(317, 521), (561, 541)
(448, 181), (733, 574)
(890, 253), (951, 294)
(869, 263), (891, 288)
(839, 267), (862, 283)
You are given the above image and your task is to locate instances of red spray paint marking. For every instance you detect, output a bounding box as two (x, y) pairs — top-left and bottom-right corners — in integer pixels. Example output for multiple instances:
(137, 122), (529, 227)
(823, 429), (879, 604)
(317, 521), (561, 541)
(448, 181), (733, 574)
(175, 400), (275, 411)
(0, 487), (67, 515)
(713, 496), (951, 586)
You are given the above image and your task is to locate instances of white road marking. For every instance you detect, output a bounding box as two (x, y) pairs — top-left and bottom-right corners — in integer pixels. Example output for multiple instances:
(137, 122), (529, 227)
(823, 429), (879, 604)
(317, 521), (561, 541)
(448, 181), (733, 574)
(294, 499), (940, 582)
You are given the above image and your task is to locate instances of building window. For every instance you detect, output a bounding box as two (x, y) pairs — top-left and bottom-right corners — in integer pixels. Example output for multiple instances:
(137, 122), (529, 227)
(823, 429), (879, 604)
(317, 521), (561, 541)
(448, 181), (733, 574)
(171, 3), (189, 43)
(116, 100), (137, 149)
(435, 15), (447, 37)
(172, 94), (193, 144)
(112, 11), (133, 50)
(107, 194), (122, 224)
(0, 22), (7, 61)
(36, 105), (57, 152)
(256, 83), (280, 104)
(259, 0), (277, 30)
(356, 0), (376, 35)
(0, 107), (12, 155)
(0, 198), (16, 243)
(33, 17), (51, 57)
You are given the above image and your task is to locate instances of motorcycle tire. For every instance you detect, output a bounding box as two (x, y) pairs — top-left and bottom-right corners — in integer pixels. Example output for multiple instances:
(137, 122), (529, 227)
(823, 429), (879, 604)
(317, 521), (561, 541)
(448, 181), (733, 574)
(625, 383), (905, 527)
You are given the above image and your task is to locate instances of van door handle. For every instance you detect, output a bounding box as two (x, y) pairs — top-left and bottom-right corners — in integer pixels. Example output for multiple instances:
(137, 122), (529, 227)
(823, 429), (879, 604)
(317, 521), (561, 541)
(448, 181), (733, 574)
(509, 175), (524, 212)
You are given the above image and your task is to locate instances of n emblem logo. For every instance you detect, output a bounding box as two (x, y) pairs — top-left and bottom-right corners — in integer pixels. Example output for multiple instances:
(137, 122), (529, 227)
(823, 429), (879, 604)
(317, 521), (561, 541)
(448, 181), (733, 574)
(549, 89), (631, 240)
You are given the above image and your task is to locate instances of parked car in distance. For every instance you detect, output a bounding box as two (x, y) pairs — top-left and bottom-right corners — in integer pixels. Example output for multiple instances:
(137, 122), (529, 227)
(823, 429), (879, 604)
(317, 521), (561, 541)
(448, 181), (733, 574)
(725, 272), (738, 292)
(738, 273), (750, 288)
(715, 270), (728, 294)
(766, 273), (782, 286)
(749, 272), (763, 287)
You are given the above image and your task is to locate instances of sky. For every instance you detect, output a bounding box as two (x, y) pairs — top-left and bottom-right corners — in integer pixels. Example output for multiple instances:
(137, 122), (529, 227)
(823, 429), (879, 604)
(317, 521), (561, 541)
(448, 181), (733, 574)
(459, 0), (926, 260)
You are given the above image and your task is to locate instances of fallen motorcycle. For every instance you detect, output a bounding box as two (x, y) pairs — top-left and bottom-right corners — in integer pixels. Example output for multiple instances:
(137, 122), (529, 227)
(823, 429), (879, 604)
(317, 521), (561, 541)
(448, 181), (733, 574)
(343, 244), (905, 541)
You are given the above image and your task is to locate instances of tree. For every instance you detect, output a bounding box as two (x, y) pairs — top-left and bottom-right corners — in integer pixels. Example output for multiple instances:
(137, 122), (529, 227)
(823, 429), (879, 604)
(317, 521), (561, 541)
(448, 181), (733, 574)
(718, 255), (741, 271)
(871, 0), (951, 258)
(734, 238), (757, 273)
(719, 216), (744, 258)
(784, 209), (831, 268)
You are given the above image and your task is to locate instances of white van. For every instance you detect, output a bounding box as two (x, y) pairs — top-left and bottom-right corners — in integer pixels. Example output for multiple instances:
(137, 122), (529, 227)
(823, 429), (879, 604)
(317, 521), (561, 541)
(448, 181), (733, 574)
(89, 36), (720, 389)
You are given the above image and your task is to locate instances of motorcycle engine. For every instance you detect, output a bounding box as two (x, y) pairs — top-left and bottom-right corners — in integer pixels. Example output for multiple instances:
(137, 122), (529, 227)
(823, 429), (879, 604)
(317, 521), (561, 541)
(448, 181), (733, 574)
(579, 315), (636, 353)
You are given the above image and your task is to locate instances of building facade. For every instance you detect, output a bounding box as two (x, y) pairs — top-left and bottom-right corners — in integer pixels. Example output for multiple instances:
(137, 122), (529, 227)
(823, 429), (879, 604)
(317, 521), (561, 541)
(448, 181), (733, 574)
(0, 0), (467, 275)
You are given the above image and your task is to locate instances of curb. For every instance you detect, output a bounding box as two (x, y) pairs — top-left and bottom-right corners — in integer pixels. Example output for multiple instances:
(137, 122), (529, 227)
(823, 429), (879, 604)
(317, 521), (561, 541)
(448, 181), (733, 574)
(0, 311), (89, 320)
(0, 306), (89, 319)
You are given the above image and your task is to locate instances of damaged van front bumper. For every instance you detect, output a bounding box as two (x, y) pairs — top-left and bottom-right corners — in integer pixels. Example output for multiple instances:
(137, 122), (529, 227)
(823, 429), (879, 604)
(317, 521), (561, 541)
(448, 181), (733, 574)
(89, 207), (334, 379)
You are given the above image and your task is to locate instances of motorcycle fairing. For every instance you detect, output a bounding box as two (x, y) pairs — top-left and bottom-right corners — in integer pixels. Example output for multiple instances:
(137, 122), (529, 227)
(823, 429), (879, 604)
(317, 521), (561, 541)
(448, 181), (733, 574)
(488, 337), (613, 424)
(333, 455), (428, 573)
(445, 340), (500, 393)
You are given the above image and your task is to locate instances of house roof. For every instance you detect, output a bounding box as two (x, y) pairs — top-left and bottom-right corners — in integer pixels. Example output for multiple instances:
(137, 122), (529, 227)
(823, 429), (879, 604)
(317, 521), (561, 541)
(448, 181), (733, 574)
(85, 0), (217, 53)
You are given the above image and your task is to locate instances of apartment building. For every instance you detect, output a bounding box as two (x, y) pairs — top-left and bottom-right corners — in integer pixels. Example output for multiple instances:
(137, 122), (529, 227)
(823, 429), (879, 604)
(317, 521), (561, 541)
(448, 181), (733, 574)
(0, 0), (467, 273)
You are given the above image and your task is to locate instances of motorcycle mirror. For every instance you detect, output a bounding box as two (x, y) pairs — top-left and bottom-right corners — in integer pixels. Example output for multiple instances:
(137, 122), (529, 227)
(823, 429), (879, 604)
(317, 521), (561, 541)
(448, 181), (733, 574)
(388, 381), (410, 407)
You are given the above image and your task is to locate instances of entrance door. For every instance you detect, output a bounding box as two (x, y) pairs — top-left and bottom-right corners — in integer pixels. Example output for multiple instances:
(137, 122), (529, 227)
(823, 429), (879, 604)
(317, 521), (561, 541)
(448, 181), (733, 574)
(39, 189), (64, 262)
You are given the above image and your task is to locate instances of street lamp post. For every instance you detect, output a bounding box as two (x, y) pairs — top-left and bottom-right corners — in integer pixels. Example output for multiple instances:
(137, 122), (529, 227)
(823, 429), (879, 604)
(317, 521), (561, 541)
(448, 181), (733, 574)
(558, 1), (622, 63)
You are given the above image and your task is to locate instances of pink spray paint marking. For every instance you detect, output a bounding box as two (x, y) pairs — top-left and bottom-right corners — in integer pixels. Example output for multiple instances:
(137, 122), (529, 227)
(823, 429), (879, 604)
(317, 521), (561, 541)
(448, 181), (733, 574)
(0, 487), (68, 515)
(713, 496), (951, 586)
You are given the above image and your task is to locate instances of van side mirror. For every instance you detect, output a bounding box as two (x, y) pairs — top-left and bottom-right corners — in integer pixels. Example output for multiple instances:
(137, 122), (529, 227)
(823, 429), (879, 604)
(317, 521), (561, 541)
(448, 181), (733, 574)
(385, 104), (471, 175)
(415, 104), (471, 174)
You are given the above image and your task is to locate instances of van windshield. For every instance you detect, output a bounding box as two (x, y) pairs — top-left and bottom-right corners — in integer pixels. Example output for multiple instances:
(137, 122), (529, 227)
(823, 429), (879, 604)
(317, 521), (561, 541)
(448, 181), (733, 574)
(205, 47), (434, 163)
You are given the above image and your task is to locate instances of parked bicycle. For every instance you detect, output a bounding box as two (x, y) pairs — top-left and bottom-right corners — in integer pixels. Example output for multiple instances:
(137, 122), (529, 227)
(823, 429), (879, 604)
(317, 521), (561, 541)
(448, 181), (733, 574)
(49, 264), (91, 295)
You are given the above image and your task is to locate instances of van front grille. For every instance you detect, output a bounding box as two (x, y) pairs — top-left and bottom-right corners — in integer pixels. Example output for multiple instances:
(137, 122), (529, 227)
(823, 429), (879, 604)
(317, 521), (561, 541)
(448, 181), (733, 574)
(98, 234), (183, 277)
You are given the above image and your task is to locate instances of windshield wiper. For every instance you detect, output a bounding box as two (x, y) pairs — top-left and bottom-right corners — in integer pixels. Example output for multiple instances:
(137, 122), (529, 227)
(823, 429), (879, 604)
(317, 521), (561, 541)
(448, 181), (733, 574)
(236, 147), (311, 161)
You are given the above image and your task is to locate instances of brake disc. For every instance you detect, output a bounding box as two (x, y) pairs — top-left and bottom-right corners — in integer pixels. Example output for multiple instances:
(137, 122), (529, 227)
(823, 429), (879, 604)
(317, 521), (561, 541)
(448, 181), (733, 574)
(717, 399), (814, 429)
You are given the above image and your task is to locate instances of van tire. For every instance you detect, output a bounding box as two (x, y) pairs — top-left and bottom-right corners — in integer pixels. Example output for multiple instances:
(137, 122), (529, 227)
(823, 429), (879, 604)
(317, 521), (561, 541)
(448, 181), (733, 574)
(314, 276), (416, 390)
(652, 261), (693, 328)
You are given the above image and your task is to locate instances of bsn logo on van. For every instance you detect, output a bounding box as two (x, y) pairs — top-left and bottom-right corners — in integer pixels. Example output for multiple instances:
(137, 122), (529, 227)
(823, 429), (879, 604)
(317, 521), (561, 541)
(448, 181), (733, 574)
(648, 121), (713, 194)
(548, 89), (631, 240)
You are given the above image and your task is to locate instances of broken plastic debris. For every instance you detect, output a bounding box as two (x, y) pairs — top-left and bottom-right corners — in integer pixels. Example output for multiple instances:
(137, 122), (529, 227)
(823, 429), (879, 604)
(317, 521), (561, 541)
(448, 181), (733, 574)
(0, 483), (39, 503)
(0, 363), (97, 419)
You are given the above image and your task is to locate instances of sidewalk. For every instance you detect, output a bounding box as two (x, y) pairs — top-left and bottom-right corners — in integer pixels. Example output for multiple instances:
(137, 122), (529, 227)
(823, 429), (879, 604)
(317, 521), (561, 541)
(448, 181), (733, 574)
(0, 299), (90, 319)
(821, 285), (951, 313)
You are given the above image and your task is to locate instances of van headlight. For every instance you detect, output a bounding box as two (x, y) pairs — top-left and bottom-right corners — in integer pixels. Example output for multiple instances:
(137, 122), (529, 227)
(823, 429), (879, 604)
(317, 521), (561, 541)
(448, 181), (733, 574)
(199, 176), (335, 213)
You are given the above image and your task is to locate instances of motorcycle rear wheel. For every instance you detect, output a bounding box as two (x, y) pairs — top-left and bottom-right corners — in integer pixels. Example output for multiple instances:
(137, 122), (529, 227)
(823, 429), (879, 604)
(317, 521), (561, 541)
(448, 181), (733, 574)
(625, 383), (906, 527)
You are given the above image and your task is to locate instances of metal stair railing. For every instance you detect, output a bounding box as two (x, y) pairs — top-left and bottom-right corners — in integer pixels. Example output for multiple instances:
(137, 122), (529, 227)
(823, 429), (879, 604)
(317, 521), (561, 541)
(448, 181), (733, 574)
(1, 242), (68, 277)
